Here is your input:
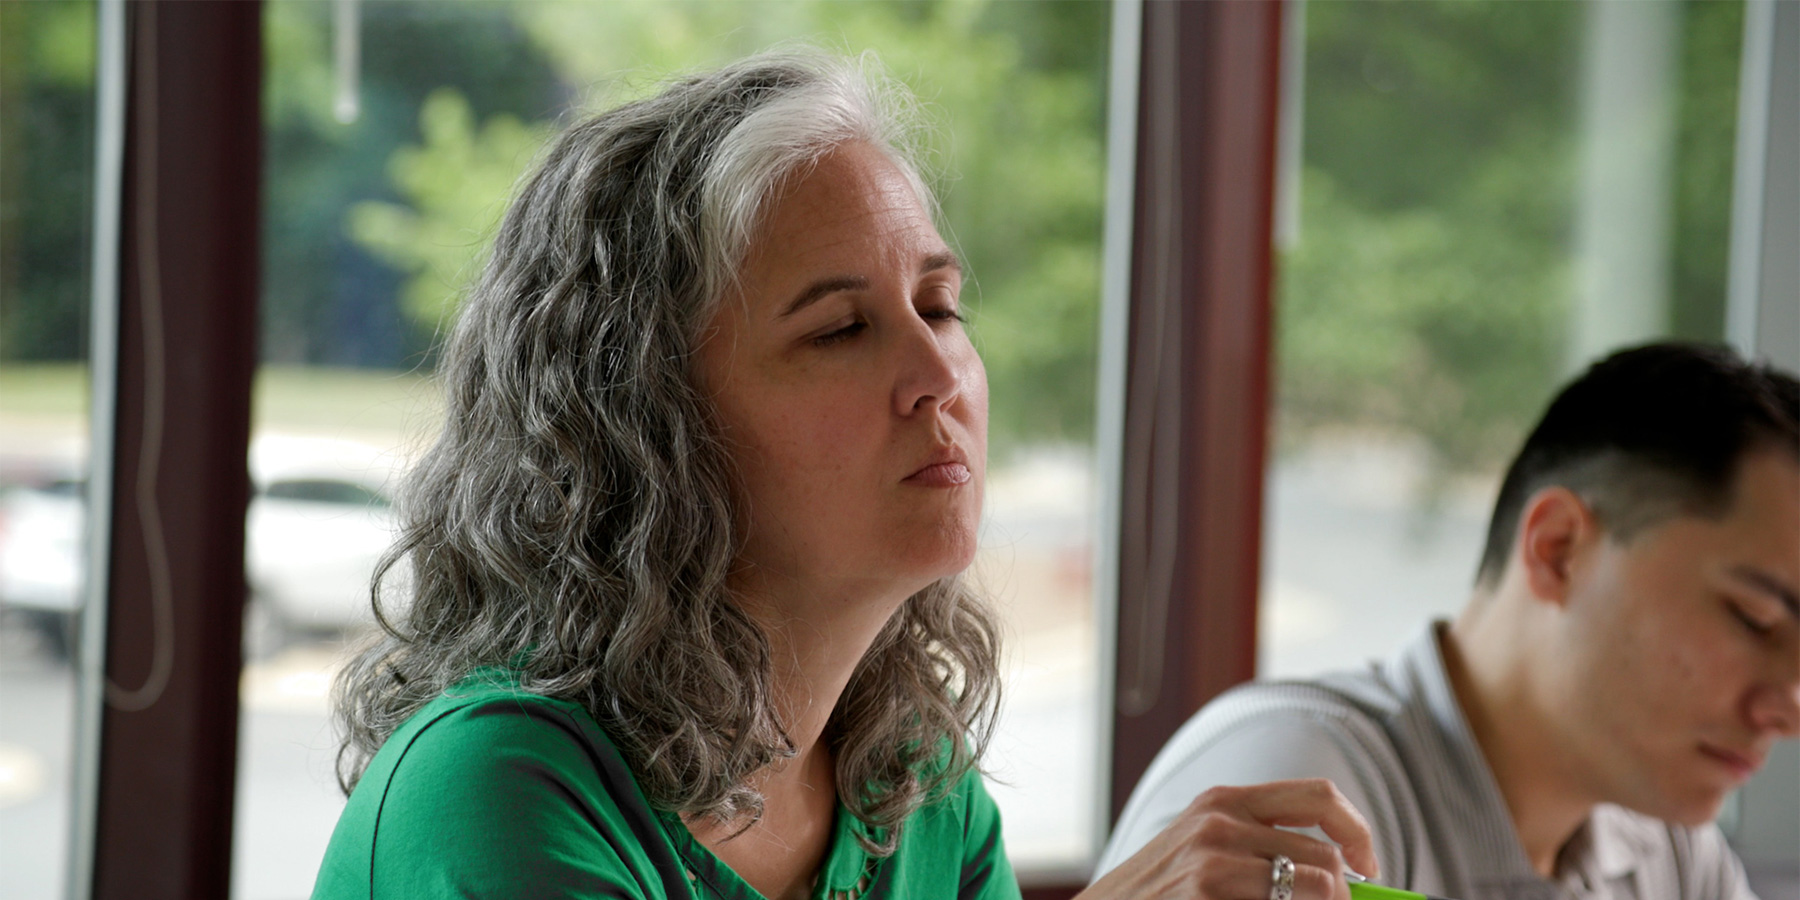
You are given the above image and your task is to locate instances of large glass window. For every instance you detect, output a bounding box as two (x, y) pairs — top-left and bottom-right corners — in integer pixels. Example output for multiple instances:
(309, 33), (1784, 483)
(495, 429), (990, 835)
(238, 3), (1114, 894)
(0, 2), (98, 898)
(1264, 0), (1742, 677)
(1262, 0), (1791, 892)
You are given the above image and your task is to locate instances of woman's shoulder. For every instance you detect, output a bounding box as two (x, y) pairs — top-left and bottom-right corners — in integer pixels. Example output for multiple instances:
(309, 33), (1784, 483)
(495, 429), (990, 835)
(389, 668), (597, 753)
(347, 670), (616, 805)
(379, 669), (583, 745)
(312, 671), (695, 899)
(373, 672), (591, 772)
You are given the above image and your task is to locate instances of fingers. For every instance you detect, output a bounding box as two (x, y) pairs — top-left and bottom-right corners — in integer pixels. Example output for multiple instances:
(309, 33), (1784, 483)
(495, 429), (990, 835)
(1078, 779), (1378, 900)
(1198, 779), (1380, 880)
(1195, 853), (1342, 900)
(1177, 800), (1353, 900)
(1083, 819), (1346, 900)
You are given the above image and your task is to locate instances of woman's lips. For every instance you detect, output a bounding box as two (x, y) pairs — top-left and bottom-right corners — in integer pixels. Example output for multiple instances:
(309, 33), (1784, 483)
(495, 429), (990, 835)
(905, 443), (971, 487)
(905, 461), (972, 487)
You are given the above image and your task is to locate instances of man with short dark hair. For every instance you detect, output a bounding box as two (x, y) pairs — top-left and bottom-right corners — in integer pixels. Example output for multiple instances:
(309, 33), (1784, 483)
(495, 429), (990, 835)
(1098, 342), (1799, 900)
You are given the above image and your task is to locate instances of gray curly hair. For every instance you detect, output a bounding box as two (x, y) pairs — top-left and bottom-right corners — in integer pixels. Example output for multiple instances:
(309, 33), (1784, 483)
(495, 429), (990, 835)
(332, 51), (1002, 855)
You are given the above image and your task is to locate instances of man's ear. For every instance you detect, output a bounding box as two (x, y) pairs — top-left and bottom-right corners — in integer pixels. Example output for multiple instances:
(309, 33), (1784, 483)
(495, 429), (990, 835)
(1514, 486), (1599, 607)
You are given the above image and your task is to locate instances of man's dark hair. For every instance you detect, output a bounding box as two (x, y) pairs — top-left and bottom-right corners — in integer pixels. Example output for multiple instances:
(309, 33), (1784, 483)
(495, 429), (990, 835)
(1475, 341), (1800, 588)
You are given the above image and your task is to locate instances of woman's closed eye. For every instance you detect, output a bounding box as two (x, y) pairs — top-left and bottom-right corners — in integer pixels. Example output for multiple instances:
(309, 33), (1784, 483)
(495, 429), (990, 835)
(918, 282), (964, 327)
(811, 318), (866, 346)
(810, 305), (962, 346)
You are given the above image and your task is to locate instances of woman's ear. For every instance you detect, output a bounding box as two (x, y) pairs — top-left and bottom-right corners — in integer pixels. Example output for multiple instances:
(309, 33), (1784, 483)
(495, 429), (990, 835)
(1515, 486), (1600, 607)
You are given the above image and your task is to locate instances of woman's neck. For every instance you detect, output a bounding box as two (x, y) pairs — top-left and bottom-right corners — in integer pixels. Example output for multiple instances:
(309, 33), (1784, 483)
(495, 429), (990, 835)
(739, 569), (917, 755)
(686, 572), (914, 899)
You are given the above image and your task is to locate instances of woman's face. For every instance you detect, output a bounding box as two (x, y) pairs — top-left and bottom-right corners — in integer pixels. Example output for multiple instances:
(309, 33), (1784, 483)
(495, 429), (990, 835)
(696, 141), (987, 607)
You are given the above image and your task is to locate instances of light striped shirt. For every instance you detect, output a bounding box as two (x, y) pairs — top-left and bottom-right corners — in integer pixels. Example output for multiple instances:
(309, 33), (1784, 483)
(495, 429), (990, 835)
(1096, 623), (1757, 900)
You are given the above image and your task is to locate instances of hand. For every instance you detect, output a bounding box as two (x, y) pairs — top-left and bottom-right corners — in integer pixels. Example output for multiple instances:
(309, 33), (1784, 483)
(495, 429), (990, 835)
(1077, 779), (1378, 900)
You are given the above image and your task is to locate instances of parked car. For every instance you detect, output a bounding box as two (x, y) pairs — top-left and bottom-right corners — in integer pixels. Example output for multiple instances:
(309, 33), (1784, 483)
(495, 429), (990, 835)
(0, 435), (401, 661)
(0, 475), (84, 657)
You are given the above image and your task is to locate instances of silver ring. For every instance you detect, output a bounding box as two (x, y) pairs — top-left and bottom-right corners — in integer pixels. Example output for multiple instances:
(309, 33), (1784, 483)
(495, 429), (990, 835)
(1269, 854), (1296, 900)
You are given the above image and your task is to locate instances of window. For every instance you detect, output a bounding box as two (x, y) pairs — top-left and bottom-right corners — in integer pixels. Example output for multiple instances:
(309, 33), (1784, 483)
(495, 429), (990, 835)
(1262, 0), (1794, 892)
(238, 3), (1117, 892)
(0, 2), (99, 896)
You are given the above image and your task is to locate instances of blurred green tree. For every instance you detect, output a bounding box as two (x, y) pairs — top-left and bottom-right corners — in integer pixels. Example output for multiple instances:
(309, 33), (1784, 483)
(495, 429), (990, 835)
(261, 0), (564, 366)
(346, 89), (548, 332)
(1669, 0), (1744, 341)
(342, 0), (1109, 454)
(1277, 0), (1741, 478)
(0, 0), (1746, 468)
(0, 0), (95, 362)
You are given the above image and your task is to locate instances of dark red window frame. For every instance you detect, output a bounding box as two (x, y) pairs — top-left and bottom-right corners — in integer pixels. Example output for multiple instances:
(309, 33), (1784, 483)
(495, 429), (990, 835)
(1030, 1), (1287, 897)
(1107, 0), (1284, 816)
(93, 3), (261, 898)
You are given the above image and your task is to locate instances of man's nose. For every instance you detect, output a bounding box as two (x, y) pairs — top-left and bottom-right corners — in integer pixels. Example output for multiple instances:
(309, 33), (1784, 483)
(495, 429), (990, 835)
(1750, 659), (1800, 737)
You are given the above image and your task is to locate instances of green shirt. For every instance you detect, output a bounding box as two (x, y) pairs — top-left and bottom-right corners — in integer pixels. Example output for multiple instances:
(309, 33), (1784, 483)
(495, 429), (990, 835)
(312, 672), (1020, 900)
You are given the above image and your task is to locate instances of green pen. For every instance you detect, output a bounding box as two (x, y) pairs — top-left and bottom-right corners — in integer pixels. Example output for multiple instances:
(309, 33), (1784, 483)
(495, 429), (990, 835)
(1345, 871), (1456, 900)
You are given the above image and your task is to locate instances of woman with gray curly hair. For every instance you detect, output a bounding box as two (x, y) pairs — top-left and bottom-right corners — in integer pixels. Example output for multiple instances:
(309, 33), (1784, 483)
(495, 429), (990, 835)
(312, 51), (1376, 900)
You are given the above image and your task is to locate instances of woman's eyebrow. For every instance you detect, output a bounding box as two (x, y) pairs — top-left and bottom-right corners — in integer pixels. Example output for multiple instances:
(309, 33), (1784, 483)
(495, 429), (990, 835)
(1731, 564), (1800, 618)
(780, 276), (868, 318)
(921, 250), (962, 277)
(778, 253), (962, 319)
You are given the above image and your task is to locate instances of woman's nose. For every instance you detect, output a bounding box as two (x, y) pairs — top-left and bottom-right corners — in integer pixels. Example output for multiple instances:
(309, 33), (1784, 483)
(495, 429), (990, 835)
(892, 319), (964, 417)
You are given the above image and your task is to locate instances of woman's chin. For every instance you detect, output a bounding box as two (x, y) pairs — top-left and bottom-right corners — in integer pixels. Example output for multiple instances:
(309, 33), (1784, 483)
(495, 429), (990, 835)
(897, 531), (981, 590)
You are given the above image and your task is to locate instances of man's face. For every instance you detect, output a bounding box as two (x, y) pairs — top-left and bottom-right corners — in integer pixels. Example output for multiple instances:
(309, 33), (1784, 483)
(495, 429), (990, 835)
(1556, 449), (1799, 824)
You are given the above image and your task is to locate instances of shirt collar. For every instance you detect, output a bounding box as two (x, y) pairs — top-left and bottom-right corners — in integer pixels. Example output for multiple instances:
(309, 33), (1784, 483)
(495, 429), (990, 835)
(1388, 623), (1536, 883)
(1584, 805), (1661, 881)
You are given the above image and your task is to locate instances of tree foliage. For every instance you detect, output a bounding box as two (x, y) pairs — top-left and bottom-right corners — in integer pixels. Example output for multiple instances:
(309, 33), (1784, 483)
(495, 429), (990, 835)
(260, 0), (564, 366)
(346, 90), (548, 332)
(0, 0), (95, 362)
(1279, 0), (1742, 475)
(339, 0), (1109, 453)
(1, 0), (1747, 467)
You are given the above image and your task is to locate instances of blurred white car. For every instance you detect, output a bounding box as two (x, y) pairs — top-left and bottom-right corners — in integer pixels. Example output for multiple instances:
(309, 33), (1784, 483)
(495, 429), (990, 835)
(0, 435), (401, 659)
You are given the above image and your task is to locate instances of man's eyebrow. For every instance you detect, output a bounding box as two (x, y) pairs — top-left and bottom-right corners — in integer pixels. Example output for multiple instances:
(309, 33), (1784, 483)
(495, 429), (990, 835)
(1731, 565), (1800, 618)
(776, 253), (962, 319)
(779, 276), (868, 319)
